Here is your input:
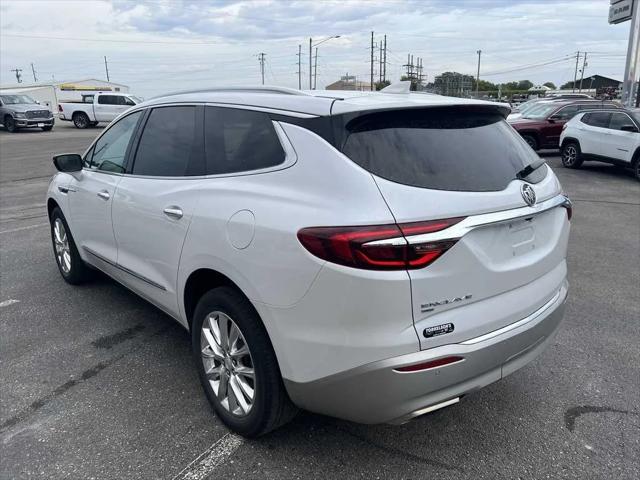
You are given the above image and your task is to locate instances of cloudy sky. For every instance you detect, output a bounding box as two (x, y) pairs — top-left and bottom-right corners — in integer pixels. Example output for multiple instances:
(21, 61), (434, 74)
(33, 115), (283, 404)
(0, 0), (630, 97)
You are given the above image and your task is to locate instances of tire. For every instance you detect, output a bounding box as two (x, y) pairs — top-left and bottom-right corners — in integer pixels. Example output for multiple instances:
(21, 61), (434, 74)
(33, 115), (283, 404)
(73, 112), (90, 129)
(192, 287), (297, 437)
(522, 134), (538, 151)
(4, 115), (18, 133)
(561, 141), (583, 169)
(633, 156), (640, 182)
(50, 207), (92, 284)
(42, 126), (53, 132)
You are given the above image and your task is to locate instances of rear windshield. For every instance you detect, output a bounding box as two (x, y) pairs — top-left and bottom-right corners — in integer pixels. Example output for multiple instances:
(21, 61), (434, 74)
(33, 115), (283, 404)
(338, 107), (542, 192)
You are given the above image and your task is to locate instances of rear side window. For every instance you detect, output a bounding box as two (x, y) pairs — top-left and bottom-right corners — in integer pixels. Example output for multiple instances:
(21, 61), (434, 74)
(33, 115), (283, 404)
(132, 106), (202, 177)
(98, 95), (118, 105)
(608, 113), (636, 131)
(338, 108), (540, 192)
(205, 107), (285, 175)
(582, 112), (611, 128)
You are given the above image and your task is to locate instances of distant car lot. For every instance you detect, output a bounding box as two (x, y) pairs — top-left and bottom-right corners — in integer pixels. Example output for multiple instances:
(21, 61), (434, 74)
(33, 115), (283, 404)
(1, 125), (639, 480)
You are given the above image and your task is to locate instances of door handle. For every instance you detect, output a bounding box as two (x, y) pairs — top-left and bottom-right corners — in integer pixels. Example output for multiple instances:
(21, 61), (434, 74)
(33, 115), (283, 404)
(58, 186), (76, 194)
(97, 190), (110, 200)
(163, 206), (183, 219)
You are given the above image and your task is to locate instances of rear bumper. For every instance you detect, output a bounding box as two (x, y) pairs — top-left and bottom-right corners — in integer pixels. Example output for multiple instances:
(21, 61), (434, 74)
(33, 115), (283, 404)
(284, 280), (568, 424)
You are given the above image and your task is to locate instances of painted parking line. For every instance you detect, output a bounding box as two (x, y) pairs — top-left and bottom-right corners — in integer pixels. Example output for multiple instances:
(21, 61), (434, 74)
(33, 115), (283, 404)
(0, 223), (48, 234)
(0, 299), (20, 308)
(172, 432), (244, 480)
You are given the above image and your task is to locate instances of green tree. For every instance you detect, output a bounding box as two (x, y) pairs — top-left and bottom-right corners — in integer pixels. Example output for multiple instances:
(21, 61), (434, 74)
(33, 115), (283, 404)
(543, 81), (556, 90)
(375, 80), (391, 91)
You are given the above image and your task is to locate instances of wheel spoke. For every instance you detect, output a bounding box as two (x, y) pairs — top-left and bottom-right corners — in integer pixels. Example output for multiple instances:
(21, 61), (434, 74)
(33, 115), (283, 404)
(234, 372), (255, 400)
(234, 365), (255, 380)
(217, 371), (229, 402)
(219, 315), (230, 351)
(202, 329), (224, 360)
(230, 375), (249, 414)
(229, 344), (249, 358)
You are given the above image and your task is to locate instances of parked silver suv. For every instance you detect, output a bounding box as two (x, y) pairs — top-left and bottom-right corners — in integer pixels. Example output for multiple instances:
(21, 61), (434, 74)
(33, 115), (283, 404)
(47, 86), (571, 437)
(1, 93), (54, 132)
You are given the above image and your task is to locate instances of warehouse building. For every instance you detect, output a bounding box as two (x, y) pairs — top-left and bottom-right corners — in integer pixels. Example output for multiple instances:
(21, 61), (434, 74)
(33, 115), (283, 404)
(0, 78), (129, 110)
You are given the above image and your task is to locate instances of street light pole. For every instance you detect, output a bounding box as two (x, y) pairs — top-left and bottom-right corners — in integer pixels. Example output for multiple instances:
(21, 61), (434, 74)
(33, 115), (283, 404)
(476, 50), (482, 97)
(308, 35), (341, 90)
(309, 38), (313, 90)
(622, 0), (640, 107)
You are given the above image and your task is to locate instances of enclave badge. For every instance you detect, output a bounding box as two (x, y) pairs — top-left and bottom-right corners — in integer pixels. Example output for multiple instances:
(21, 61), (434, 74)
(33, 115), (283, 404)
(521, 183), (536, 206)
(423, 323), (455, 338)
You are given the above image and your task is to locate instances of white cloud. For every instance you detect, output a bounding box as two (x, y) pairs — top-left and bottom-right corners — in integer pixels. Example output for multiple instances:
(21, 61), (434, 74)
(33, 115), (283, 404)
(0, 0), (629, 97)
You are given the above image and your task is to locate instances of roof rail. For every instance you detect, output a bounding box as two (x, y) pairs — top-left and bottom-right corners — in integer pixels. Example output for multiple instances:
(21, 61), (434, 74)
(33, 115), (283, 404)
(152, 86), (311, 99)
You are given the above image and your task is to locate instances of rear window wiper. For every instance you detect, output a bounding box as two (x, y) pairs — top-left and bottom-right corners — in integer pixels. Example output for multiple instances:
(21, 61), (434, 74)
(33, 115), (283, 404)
(516, 157), (546, 180)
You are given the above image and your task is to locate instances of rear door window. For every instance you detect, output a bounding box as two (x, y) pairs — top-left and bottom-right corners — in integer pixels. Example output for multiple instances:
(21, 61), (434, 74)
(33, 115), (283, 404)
(608, 113), (636, 131)
(582, 112), (611, 128)
(337, 107), (541, 192)
(204, 107), (285, 175)
(132, 106), (204, 176)
(98, 95), (118, 105)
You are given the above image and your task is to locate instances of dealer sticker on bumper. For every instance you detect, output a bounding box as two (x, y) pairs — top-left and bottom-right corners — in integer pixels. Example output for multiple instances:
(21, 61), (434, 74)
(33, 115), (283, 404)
(37, 123), (44, 127)
(423, 323), (455, 338)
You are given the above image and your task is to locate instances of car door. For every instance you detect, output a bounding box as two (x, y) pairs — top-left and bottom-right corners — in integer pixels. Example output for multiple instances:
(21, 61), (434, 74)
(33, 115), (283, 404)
(578, 112), (612, 156)
(604, 112), (638, 162)
(115, 95), (136, 117)
(111, 105), (205, 316)
(95, 94), (119, 122)
(542, 105), (580, 147)
(67, 110), (143, 265)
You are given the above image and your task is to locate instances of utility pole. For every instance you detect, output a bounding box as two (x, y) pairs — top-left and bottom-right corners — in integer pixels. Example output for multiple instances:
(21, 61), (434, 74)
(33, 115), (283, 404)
(579, 52), (588, 92)
(379, 40), (383, 84)
(383, 35), (387, 82)
(297, 44), (302, 90)
(104, 56), (110, 82)
(309, 38), (313, 90)
(258, 52), (266, 85)
(572, 51), (580, 92)
(11, 68), (22, 83)
(30, 63), (37, 82)
(476, 50), (482, 97)
(370, 31), (374, 91)
(313, 48), (318, 90)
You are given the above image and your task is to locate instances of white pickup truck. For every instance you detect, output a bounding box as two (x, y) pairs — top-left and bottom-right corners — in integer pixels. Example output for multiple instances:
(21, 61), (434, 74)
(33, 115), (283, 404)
(58, 92), (142, 128)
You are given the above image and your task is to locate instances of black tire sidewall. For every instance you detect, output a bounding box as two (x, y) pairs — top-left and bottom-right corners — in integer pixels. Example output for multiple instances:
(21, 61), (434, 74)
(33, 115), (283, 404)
(5, 116), (17, 132)
(73, 113), (89, 129)
(50, 207), (89, 284)
(191, 287), (281, 437)
(523, 135), (538, 151)
(562, 142), (583, 168)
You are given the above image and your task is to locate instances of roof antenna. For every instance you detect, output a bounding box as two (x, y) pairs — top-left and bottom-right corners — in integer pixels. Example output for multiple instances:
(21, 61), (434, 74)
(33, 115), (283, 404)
(380, 81), (411, 94)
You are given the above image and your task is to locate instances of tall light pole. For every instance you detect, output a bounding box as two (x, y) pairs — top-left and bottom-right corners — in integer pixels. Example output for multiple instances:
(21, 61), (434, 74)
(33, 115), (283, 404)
(476, 50), (482, 97)
(309, 35), (340, 89)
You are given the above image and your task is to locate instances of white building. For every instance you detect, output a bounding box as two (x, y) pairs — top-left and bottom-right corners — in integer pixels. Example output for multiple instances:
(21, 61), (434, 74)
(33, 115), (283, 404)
(0, 78), (129, 110)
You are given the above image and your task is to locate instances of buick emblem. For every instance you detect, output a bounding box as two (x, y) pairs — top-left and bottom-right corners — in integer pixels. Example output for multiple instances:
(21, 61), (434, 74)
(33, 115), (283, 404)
(521, 183), (536, 206)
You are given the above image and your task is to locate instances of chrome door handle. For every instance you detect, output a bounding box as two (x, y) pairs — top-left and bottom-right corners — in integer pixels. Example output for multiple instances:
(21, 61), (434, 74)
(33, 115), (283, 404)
(163, 206), (183, 219)
(97, 190), (110, 200)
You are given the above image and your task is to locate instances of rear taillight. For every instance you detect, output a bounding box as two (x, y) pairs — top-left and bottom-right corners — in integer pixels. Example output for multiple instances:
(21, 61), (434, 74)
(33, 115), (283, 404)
(297, 217), (464, 271)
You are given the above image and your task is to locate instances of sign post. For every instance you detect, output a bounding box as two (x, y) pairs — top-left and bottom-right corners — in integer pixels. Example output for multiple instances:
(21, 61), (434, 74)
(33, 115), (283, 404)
(611, 0), (640, 107)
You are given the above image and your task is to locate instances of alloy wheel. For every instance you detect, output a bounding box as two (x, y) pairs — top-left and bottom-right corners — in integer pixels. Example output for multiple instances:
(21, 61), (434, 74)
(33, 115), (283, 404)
(563, 145), (577, 166)
(201, 311), (255, 417)
(53, 218), (71, 273)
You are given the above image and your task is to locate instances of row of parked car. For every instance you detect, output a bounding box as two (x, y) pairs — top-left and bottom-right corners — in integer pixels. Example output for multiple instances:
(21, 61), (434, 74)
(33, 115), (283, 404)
(507, 95), (639, 181)
(0, 92), (141, 132)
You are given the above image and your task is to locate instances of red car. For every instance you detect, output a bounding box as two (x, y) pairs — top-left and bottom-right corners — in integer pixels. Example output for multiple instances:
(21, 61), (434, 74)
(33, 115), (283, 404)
(509, 100), (621, 151)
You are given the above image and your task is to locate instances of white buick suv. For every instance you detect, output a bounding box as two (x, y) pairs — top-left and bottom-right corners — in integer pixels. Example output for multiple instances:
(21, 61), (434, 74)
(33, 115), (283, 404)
(47, 86), (571, 437)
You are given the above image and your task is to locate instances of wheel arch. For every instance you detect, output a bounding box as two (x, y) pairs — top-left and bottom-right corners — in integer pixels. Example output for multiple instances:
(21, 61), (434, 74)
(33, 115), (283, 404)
(47, 197), (60, 219)
(632, 147), (640, 166)
(183, 267), (251, 331)
(561, 136), (580, 149)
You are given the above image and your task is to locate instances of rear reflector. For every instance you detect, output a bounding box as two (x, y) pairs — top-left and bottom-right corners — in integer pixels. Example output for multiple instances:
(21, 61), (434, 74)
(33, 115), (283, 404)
(297, 217), (464, 271)
(394, 356), (464, 372)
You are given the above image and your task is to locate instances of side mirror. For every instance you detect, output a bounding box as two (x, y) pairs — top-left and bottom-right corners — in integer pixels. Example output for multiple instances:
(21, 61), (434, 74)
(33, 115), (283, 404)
(53, 153), (83, 173)
(621, 125), (639, 133)
(548, 115), (561, 123)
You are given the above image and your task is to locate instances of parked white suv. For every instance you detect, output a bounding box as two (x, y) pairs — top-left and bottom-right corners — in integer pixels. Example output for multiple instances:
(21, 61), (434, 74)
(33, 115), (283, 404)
(46, 86), (571, 437)
(560, 109), (640, 180)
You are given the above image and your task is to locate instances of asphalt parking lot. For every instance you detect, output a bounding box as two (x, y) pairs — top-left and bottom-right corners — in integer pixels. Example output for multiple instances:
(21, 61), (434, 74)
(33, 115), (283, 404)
(1, 123), (638, 480)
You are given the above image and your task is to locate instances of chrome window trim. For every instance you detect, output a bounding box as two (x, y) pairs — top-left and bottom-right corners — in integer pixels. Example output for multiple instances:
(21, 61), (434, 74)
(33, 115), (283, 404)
(365, 194), (571, 247)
